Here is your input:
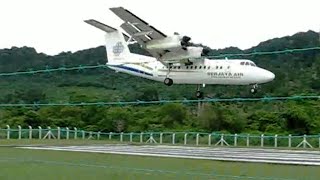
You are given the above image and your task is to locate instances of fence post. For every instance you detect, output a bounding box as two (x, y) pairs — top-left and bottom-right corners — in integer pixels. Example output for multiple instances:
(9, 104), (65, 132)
(246, 134), (250, 147)
(48, 127), (51, 139)
(38, 126), (42, 139)
(274, 135), (278, 147)
(74, 127), (77, 139)
(66, 127), (69, 140)
(196, 133), (199, 146)
(234, 134), (238, 146)
(57, 127), (61, 139)
(97, 131), (100, 140)
(17, 125), (21, 140)
(208, 134), (211, 146)
(6, 125), (10, 139)
(172, 133), (175, 145)
(140, 132), (143, 143)
(109, 132), (112, 140)
(261, 134), (264, 147)
(120, 132), (123, 142)
(29, 126), (32, 139)
(130, 132), (133, 143)
(303, 135), (306, 148)
(184, 133), (187, 145)
(319, 134), (320, 148)
(160, 133), (163, 144)
(82, 130), (85, 139)
(288, 134), (291, 148)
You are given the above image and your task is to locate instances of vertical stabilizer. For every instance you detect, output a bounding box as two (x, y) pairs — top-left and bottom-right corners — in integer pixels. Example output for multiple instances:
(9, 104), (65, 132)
(84, 19), (130, 64)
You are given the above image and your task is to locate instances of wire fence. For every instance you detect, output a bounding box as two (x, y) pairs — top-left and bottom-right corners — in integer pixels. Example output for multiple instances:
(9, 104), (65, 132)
(0, 95), (318, 107)
(1, 125), (319, 149)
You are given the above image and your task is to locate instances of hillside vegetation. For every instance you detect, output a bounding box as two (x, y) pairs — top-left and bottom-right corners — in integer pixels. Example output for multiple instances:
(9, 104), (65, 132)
(0, 31), (319, 135)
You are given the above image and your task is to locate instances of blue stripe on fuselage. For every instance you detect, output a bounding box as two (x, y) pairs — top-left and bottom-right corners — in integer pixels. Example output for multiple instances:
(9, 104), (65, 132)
(108, 65), (153, 76)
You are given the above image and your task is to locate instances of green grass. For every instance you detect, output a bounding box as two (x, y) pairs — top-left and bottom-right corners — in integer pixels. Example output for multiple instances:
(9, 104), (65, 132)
(0, 140), (318, 180)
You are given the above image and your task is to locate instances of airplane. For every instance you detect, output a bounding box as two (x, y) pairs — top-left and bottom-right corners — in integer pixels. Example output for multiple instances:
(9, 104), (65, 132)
(84, 7), (275, 98)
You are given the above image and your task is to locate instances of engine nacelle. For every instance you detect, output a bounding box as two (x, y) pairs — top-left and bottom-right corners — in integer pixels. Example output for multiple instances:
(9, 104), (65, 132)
(144, 35), (191, 50)
(160, 46), (205, 62)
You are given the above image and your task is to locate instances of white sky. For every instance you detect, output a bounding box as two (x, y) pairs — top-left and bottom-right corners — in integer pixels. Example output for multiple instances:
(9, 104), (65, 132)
(0, 0), (319, 55)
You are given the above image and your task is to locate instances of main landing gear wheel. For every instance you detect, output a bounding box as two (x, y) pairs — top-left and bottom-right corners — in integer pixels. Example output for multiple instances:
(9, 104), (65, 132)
(195, 84), (204, 99)
(164, 78), (173, 86)
(250, 84), (258, 94)
(196, 91), (204, 99)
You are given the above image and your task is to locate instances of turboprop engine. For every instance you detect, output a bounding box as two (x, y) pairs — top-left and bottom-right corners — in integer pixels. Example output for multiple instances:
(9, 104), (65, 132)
(145, 34), (192, 50)
(160, 46), (210, 62)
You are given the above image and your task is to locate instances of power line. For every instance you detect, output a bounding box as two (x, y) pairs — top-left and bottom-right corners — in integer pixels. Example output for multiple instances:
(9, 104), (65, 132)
(208, 46), (320, 58)
(0, 46), (319, 77)
(0, 95), (318, 107)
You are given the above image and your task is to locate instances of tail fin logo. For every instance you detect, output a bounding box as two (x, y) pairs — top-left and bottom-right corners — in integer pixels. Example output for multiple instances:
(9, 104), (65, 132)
(112, 42), (124, 56)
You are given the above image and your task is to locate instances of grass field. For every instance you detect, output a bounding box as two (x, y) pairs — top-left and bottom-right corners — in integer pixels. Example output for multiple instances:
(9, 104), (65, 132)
(0, 140), (319, 180)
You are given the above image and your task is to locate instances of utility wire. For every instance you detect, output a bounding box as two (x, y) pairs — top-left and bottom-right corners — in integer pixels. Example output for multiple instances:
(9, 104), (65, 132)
(0, 95), (318, 107)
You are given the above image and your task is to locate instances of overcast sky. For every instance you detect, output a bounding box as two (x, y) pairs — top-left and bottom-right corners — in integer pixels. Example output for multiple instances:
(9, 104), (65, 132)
(0, 0), (319, 55)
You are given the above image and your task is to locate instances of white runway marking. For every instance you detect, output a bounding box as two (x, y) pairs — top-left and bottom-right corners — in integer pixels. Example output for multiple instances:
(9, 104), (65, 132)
(18, 144), (320, 166)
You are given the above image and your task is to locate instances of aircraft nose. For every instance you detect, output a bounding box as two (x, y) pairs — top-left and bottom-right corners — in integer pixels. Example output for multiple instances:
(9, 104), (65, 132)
(265, 71), (275, 82)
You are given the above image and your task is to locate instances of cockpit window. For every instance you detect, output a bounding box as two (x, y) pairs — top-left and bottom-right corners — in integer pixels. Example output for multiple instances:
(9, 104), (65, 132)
(245, 62), (249, 66)
(240, 62), (245, 65)
(250, 63), (256, 67)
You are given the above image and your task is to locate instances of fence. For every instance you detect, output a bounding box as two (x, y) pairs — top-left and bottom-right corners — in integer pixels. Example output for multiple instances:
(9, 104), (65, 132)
(1, 125), (320, 149)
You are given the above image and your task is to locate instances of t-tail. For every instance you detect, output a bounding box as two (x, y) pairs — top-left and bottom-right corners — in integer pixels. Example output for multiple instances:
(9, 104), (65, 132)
(84, 19), (132, 65)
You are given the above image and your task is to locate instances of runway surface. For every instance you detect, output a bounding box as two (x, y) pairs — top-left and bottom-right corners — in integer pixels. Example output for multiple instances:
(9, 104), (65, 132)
(19, 144), (320, 166)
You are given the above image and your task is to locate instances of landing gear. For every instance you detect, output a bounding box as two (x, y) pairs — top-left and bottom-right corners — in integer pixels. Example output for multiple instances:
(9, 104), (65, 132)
(196, 90), (204, 99)
(250, 84), (258, 94)
(196, 84), (205, 99)
(164, 64), (173, 86)
(164, 78), (173, 86)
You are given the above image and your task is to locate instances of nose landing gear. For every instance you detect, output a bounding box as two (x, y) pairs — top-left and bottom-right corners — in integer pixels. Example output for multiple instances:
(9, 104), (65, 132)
(250, 84), (258, 94)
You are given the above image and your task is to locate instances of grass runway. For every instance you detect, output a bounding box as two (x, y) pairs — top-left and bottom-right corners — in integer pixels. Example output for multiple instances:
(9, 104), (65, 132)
(0, 140), (318, 180)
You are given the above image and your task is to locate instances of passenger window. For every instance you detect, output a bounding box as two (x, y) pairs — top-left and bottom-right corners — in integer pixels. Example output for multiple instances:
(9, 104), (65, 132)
(186, 66), (189, 69)
(190, 66), (193, 69)
(220, 66), (222, 69)
(204, 66), (206, 69)
(240, 62), (245, 65)
(208, 66), (210, 69)
(194, 66), (197, 69)
(227, 66), (230, 69)
(173, 66), (176, 69)
(178, 66), (181, 69)
(216, 66), (218, 69)
(199, 66), (202, 69)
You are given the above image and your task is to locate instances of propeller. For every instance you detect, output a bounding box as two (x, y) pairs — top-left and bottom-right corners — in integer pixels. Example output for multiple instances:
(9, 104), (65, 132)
(181, 36), (192, 47)
(201, 48), (210, 56)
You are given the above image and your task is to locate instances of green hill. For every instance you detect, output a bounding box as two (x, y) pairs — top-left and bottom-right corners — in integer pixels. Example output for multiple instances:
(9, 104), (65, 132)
(0, 30), (319, 134)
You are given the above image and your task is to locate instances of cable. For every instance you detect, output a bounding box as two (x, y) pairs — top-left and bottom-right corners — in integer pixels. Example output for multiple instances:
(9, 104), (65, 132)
(208, 46), (320, 58)
(0, 95), (318, 107)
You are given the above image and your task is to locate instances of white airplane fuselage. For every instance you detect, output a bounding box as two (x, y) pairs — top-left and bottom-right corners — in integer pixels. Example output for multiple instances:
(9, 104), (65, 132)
(85, 7), (275, 95)
(107, 55), (275, 86)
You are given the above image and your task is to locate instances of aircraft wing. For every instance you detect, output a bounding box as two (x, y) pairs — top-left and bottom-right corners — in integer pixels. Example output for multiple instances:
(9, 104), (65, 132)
(110, 7), (176, 62)
(110, 7), (167, 41)
(110, 7), (207, 64)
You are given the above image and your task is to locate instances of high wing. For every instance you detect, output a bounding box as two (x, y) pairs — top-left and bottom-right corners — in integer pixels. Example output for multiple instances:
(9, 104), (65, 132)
(109, 7), (167, 60)
(109, 7), (207, 64)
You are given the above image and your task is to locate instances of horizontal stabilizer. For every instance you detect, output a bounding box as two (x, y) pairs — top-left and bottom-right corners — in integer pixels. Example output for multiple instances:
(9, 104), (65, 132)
(84, 19), (129, 41)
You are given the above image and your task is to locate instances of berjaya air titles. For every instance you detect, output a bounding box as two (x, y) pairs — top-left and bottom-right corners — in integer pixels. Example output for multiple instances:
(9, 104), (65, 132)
(85, 7), (275, 98)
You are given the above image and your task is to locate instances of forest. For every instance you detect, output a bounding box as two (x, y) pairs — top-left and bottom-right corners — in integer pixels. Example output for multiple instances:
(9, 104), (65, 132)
(0, 30), (319, 135)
